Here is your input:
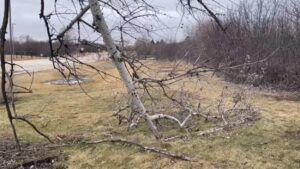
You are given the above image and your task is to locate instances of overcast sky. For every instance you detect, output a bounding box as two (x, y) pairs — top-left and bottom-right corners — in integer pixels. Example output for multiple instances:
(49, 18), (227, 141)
(0, 0), (235, 42)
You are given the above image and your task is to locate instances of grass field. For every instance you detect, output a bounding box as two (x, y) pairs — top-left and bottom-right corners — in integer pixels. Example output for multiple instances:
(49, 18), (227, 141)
(0, 60), (299, 169)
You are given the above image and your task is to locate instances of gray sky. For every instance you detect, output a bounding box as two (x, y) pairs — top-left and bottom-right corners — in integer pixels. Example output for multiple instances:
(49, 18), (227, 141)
(0, 0), (234, 42)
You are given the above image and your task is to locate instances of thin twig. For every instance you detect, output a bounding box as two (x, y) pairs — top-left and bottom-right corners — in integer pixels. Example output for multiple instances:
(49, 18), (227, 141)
(84, 138), (192, 161)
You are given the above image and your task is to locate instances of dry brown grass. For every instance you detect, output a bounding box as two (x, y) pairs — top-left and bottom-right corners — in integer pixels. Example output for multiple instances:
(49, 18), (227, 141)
(0, 60), (299, 169)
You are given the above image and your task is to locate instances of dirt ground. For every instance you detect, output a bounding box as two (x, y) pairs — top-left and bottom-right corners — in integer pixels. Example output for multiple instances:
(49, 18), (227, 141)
(0, 140), (63, 169)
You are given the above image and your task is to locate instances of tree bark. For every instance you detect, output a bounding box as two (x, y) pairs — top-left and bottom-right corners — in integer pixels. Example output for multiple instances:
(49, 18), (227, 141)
(88, 0), (160, 138)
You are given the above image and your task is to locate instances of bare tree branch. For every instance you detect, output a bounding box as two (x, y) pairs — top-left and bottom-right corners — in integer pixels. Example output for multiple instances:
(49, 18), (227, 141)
(0, 0), (20, 150)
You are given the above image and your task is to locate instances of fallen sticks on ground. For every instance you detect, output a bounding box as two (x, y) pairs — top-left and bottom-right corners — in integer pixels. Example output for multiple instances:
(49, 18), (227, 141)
(47, 138), (192, 161)
(84, 138), (192, 161)
(198, 115), (257, 136)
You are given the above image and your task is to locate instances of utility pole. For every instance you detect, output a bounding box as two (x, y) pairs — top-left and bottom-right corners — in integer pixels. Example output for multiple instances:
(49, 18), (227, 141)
(9, 0), (15, 59)
(11, 23), (15, 55)
(9, 0), (14, 76)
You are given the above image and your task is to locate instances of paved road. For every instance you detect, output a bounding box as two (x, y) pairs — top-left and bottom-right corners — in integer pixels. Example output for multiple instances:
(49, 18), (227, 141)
(12, 59), (54, 74)
(4, 53), (109, 75)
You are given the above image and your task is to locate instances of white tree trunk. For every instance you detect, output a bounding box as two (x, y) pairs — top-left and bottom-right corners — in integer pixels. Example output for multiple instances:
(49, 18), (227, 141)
(88, 0), (160, 138)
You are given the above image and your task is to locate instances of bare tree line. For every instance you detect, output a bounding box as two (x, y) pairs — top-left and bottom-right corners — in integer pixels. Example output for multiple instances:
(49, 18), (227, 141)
(4, 37), (51, 57)
(3, 36), (107, 58)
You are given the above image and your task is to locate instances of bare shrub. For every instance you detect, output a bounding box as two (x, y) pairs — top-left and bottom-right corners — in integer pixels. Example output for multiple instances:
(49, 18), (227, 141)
(147, 0), (300, 90)
(195, 0), (300, 89)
